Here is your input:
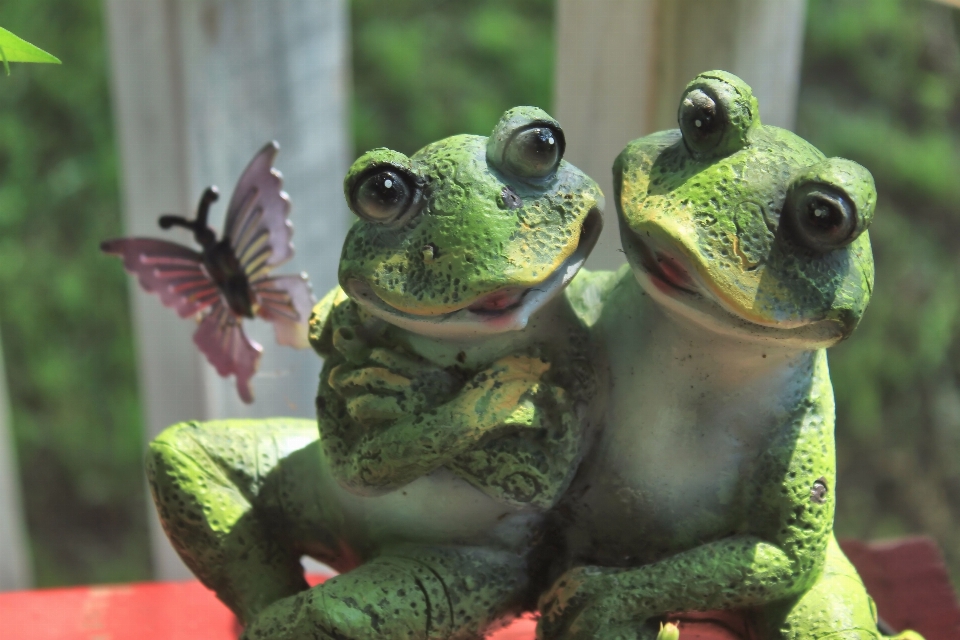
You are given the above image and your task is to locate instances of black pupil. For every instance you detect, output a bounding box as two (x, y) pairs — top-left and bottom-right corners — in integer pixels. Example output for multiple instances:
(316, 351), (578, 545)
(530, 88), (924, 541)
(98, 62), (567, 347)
(683, 90), (719, 135)
(507, 126), (560, 177)
(357, 170), (409, 221)
(804, 196), (844, 232)
(526, 128), (557, 159)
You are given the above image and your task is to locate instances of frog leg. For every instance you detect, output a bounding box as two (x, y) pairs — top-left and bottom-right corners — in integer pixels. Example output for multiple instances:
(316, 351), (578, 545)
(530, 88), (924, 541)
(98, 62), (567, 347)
(242, 545), (529, 640)
(146, 418), (347, 624)
(753, 535), (925, 640)
(538, 354), (839, 640)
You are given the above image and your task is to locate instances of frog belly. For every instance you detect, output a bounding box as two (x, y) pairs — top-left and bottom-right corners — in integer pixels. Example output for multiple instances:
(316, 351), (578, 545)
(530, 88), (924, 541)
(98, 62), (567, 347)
(565, 346), (784, 563)
(317, 453), (540, 554)
(569, 419), (756, 562)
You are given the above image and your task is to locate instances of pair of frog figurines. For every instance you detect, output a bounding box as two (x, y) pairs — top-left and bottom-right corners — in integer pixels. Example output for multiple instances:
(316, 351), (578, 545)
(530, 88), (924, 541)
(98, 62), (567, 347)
(147, 71), (922, 640)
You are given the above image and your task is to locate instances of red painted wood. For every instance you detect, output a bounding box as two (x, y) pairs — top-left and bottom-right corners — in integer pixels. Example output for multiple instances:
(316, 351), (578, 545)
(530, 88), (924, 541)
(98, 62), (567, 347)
(0, 580), (238, 640)
(1, 539), (956, 639)
(840, 537), (960, 640)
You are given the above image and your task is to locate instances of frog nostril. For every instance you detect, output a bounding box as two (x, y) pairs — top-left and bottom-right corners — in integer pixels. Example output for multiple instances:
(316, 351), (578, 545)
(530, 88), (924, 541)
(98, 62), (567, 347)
(499, 185), (523, 210)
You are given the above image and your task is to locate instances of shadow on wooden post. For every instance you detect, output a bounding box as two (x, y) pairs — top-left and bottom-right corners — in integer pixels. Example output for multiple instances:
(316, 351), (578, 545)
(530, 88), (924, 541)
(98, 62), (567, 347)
(554, 0), (807, 271)
(0, 330), (32, 591)
(103, 0), (351, 581)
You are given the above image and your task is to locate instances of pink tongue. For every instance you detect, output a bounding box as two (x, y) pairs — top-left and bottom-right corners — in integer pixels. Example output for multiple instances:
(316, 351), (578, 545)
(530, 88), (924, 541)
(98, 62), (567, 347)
(469, 288), (526, 312)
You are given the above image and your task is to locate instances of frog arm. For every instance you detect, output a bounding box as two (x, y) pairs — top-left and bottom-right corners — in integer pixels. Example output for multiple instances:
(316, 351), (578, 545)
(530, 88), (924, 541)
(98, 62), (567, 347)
(539, 352), (836, 638)
(446, 383), (582, 509)
(319, 354), (553, 495)
(307, 285), (349, 358)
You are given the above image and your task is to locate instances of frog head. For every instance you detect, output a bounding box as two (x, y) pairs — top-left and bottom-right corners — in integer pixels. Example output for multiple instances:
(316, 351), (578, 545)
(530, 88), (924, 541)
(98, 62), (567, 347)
(615, 71), (876, 348)
(339, 107), (604, 339)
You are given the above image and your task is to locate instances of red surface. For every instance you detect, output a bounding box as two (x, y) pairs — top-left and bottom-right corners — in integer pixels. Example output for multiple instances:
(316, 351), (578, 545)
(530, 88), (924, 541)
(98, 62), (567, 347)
(0, 579), (238, 640)
(1, 539), (956, 639)
(840, 537), (960, 640)
(0, 573), (543, 640)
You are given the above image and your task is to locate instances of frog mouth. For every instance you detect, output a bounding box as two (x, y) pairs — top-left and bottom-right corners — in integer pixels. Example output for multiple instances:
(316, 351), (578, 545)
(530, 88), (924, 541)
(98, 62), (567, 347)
(626, 229), (847, 345)
(631, 235), (700, 297)
(347, 207), (603, 339)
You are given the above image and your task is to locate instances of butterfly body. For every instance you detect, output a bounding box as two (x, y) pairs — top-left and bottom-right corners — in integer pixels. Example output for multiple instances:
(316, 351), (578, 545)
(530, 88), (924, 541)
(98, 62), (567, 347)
(202, 239), (256, 318)
(103, 142), (315, 403)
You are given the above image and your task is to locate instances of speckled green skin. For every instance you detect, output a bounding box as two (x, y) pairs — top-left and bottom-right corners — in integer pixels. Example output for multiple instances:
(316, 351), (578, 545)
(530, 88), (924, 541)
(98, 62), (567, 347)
(537, 72), (921, 640)
(339, 106), (603, 332)
(147, 107), (604, 639)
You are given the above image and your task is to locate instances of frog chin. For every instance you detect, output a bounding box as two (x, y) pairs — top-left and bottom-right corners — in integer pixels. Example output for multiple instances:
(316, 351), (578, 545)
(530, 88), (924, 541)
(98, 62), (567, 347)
(625, 231), (846, 350)
(347, 208), (603, 341)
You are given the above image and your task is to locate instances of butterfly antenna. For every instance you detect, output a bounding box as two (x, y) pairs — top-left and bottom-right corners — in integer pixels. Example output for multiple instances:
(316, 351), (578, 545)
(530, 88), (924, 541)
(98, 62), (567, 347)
(158, 187), (220, 248)
(194, 186), (220, 229)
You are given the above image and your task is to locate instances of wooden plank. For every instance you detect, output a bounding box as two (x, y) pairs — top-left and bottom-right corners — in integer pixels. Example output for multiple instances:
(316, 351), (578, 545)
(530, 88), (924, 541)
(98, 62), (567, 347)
(555, 0), (807, 270)
(931, 0), (960, 10)
(0, 573), (536, 640)
(0, 331), (32, 591)
(841, 537), (960, 640)
(104, 0), (350, 580)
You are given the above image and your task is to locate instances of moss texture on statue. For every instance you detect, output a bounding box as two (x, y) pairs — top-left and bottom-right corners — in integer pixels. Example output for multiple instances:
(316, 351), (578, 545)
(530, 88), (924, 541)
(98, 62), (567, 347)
(148, 106), (605, 639)
(147, 74), (923, 640)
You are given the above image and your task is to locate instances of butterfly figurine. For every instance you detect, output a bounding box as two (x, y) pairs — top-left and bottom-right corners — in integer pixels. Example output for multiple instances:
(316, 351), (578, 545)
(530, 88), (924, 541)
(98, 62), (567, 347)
(102, 141), (315, 404)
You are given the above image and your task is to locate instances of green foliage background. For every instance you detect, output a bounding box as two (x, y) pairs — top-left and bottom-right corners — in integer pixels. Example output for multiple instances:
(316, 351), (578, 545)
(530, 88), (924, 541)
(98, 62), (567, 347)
(0, 0), (957, 588)
(0, 2), (147, 586)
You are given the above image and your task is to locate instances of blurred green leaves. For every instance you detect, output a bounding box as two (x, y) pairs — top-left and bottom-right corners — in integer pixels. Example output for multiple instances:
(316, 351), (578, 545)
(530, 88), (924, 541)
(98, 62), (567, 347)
(800, 0), (960, 583)
(0, 2), (147, 585)
(2, 0), (959, 591)
(351, 0), (554, 155)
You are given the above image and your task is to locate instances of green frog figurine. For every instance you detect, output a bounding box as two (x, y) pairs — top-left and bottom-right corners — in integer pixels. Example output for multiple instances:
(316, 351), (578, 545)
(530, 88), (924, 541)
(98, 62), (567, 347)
(147, 106), (604, 640)
(538, 71), (921, 640)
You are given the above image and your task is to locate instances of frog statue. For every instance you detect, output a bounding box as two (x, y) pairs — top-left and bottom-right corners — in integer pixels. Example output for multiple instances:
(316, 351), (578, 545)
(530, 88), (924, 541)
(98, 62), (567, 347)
(146, 106), (604, 639)
(536, 71), (922, 640)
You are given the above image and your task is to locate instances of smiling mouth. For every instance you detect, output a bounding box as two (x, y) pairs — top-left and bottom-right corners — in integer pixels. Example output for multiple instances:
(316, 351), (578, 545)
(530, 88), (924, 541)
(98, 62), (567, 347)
(467, 287), (528, 315)
(348, 206), (603, 328)
(632, 234), (699, 296)
(459, 205), (603, 318)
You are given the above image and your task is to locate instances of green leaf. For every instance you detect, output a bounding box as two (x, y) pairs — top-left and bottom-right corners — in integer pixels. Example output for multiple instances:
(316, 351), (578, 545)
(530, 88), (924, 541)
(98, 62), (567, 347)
(0, 26), (61, 75)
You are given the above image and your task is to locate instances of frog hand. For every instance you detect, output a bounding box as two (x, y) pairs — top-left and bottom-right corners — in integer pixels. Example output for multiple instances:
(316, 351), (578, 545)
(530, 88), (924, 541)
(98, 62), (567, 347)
(308, 285), (349, 358)
(538, 566), (643, 640)
(452, 354), (553, 439)
(329, 347), (462, 427)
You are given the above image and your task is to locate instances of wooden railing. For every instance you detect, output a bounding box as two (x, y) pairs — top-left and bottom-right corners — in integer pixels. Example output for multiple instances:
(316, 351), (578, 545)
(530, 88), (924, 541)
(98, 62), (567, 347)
(0, 0), (809, 586)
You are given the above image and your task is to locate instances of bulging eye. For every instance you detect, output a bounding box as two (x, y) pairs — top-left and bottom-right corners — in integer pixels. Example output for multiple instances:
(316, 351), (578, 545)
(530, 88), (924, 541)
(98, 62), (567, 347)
(353, 169), (416, 224)
(344, 148), (423, 225)
(487, 107), (566, 180)
(784, 158), (875, 252)
(786, 188), (857, 252)
(679, 89), (723, 153)
(503, 126), (563, 178)
(677, 71), (758, 159)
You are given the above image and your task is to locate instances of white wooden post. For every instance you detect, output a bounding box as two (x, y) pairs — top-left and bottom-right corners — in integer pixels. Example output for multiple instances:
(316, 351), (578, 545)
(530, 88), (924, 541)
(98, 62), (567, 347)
(555, 0), (807, 270)
(0, 332), (32, 591)
(104, 0), (351, 580)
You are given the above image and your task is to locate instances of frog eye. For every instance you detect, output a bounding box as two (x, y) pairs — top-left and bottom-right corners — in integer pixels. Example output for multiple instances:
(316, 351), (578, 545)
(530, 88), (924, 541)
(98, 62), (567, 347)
(679, 89), (724, 153)
(677, 71), (759, 159)
(487, 106), (566, 180)
(786, 188), (857, 251)
(784, 158), (876, 252)
(344, 149), (423, 225)
(353, 169), (417, 223)
(502, 125), (564, 178)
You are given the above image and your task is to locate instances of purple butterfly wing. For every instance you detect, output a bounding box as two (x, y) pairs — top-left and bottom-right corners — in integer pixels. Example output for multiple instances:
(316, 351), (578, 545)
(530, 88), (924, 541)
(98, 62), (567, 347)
(223, 141), (293, 273)
(101, 238), (220, 318)
(253, 273), (315, 349)
(193, 300), (263, 404)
